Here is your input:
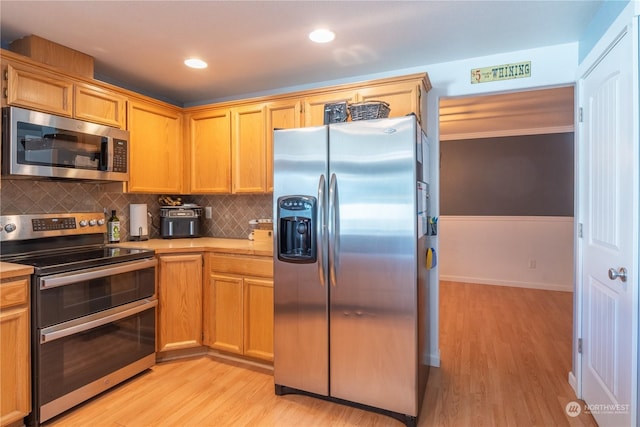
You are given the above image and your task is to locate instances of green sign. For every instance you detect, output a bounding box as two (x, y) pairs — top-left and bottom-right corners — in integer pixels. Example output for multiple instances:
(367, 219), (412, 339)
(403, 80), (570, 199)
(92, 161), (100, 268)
(471, 61), (531, 84)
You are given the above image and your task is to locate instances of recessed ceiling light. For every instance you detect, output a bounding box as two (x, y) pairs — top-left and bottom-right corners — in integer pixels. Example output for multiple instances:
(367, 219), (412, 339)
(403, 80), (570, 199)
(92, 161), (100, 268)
(309, 29), (335, 44)
(184, 58), (208, 69)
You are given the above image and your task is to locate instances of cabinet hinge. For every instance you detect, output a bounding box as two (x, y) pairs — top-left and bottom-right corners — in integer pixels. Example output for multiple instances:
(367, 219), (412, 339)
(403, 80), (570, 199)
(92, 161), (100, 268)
(578, 338), (583, 354)
(578, 223), (583, 238)
(4, 70), (7, 81)
(578, 107), (583, 123)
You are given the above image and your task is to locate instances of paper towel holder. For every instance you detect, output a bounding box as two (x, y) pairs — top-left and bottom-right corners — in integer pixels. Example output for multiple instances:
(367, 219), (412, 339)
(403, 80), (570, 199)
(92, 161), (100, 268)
(129, 203), (149, 241)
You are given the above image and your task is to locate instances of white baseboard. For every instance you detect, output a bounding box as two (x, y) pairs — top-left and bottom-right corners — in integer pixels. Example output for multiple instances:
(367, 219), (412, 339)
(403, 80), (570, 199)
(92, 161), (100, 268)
(568, 371), (579, 398)
(440, 274), (573, 292)
(429, 350), (441, 368)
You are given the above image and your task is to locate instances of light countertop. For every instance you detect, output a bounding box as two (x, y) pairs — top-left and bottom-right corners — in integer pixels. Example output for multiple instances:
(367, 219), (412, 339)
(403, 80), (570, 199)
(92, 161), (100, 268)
(112, 237), (273, 257)
(0, 262), (34, 280)
(0, 238), (272, 278)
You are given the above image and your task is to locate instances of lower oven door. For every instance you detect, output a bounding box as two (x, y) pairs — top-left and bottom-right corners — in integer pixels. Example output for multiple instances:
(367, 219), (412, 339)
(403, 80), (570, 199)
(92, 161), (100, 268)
(35, 299), (157, 424)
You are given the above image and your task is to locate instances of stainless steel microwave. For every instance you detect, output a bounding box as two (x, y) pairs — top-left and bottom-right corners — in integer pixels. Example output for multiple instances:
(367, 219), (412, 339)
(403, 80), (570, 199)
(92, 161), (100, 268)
(2, 106), (129, 181)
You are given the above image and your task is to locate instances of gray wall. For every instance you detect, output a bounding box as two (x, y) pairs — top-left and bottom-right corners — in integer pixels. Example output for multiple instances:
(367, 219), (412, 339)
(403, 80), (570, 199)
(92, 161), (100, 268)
(440, 133), (574, 216)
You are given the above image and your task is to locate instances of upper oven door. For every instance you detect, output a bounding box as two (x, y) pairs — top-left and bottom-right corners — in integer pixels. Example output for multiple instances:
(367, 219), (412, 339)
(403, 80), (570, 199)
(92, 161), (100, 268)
(36, 258), (156, 328)
(2, 106), (129, 181)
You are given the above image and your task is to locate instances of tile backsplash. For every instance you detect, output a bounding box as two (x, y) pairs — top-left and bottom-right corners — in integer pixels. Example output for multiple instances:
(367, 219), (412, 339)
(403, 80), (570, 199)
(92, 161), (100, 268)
(0, 179), (273, 241)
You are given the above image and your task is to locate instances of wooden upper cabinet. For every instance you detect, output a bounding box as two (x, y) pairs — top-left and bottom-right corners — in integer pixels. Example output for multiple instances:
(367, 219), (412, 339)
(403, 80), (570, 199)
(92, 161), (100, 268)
(5, 63), (72, 116)
(303, 90), (357, 127)
(186, 109), (232, 194)
(74, 83), (126, 128)
(357, 81), (422, 121)
(127, 99), (183, 193)
(231, 103), (267, 194)
(266, 99), (302, 192)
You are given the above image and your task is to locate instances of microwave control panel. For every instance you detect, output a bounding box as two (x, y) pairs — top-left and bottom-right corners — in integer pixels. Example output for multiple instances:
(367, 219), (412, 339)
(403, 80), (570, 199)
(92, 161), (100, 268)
(113, 139), (128, 172)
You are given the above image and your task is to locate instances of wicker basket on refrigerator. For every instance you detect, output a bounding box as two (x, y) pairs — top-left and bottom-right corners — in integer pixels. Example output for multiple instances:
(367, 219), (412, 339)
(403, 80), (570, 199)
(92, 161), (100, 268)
(348, 101), (390, 120)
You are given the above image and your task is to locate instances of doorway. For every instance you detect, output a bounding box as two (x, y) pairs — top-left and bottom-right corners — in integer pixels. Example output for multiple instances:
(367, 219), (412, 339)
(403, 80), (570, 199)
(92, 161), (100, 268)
(432, 86), (581, 421)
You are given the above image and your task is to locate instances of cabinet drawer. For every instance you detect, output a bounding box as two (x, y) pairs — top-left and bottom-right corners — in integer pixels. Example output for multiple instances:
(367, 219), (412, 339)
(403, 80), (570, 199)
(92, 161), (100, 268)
(0, 278), (29, 309)
(209, 253), (273, 278)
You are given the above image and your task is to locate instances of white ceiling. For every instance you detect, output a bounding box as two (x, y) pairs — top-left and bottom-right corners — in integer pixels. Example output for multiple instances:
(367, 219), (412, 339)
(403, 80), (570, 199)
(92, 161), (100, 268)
(0, 1), (602, 107)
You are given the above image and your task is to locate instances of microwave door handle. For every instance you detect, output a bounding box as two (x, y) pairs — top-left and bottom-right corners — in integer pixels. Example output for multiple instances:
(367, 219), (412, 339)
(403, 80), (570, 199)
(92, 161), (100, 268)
(100, 137), (109, 171)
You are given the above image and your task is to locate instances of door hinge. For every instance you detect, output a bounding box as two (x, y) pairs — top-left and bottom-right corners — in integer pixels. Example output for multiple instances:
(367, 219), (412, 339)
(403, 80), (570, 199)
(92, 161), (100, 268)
(578, 223), (583, 238)
(578, 338), (583, 354)
(578, 107), (583, 123)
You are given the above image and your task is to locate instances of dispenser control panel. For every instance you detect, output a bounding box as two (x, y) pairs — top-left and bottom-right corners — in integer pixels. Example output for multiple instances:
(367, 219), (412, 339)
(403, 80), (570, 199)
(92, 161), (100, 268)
(277, 195), (317, 263)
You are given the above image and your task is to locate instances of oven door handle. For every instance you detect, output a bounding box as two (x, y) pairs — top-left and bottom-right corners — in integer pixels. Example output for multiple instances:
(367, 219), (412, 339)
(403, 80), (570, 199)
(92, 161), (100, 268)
(40, 298), (157, 344)
(39, 258), (157, 290)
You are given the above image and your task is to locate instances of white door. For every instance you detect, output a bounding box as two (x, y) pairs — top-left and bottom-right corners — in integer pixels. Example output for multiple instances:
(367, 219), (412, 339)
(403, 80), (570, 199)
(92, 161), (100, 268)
(580, 28), (636, 427)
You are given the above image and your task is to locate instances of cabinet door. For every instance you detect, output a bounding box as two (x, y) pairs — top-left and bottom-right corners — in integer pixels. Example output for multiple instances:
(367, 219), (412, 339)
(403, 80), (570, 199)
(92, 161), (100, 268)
(0, 278), (30, 426)
(5, 63), (72, 116)
(187, 109), (231, 193)
(157, 254), (203, 352)
(231, 104), (267, 193)
(357, 81), (421, 122)
(266, 99), (301, 193)
(303, 90), (357, 127)
(74, 83), (127, 128)
(208, 274), (244, 354)
(244, 278), (274, 361)
(128, 100), (183, 193)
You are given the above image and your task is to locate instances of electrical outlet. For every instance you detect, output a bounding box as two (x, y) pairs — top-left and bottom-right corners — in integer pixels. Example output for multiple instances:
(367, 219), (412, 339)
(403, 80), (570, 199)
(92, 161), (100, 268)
(528, 259), (536, 269)
(205, 206), (212, 219)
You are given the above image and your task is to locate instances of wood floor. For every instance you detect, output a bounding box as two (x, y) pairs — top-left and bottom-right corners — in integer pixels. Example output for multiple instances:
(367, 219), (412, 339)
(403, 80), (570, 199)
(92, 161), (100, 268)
(45, 281), (597, 427)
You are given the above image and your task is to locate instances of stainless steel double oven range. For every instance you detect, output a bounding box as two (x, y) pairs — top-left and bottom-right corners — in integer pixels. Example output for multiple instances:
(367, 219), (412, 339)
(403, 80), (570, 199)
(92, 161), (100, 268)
(0, 212), (157, 426)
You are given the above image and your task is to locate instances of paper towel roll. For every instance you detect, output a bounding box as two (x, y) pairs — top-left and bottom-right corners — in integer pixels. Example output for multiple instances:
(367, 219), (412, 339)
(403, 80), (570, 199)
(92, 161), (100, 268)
(130, 204), (148, 240)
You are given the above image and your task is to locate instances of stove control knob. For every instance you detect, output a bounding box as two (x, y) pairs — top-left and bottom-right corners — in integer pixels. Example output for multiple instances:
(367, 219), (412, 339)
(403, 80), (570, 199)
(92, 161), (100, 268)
(89, 219), (98, 226)
(79, 220), (88, 227)
(97, 219), (105, 226)
(4, 223), (16, 233)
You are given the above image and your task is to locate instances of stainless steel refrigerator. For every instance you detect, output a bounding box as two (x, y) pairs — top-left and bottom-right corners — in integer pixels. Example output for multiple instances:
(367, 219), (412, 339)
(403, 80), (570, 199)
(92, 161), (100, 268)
(273, 115), (430, 426)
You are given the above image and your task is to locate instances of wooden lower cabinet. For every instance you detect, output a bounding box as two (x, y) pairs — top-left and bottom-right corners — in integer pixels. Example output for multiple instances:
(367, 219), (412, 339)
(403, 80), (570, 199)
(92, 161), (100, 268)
(0, 277), (30, 427)
(157, 254), (203, 352)
(204, 253), (273, 362)
(208, 274), (243, 354)
(243, 278), (274, 360)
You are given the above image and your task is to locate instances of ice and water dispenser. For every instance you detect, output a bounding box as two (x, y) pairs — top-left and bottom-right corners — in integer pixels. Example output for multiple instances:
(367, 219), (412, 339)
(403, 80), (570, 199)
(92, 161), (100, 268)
(277, 195), (317, 263)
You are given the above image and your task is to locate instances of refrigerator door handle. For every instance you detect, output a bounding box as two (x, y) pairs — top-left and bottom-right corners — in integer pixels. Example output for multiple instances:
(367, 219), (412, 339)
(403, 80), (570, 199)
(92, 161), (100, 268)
(328, 173), (339, 287)
(317, 174), (327, 287)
